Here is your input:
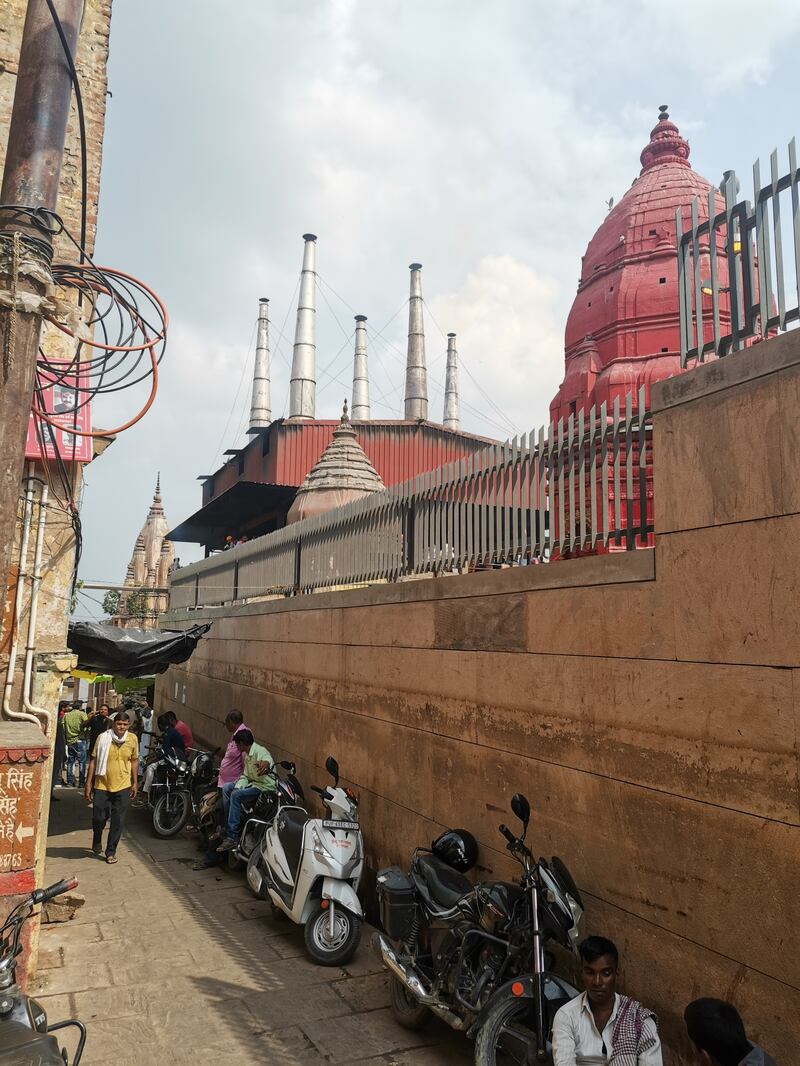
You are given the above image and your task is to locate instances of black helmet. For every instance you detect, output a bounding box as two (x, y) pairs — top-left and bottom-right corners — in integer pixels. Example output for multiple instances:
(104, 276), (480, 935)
(192, 752), (213, 785)
(431, 829), (478, 873)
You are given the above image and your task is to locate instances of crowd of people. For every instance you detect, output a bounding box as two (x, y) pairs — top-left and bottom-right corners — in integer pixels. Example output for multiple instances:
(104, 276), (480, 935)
(52, 696), (155, 863)
(50, 700), (777, 1065)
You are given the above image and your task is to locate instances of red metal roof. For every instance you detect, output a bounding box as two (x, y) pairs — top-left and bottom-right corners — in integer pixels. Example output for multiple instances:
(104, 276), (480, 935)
(203, 419), (497, 507)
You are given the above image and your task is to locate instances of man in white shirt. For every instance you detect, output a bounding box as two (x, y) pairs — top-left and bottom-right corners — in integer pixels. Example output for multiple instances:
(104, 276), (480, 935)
(552, 936), (663, 1066)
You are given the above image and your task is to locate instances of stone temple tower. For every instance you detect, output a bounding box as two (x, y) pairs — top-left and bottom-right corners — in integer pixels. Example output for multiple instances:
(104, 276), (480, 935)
(114, 475), (175, 628)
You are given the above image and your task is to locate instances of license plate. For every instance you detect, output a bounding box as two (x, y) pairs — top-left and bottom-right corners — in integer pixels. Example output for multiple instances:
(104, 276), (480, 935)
(322, 820), (359, 831)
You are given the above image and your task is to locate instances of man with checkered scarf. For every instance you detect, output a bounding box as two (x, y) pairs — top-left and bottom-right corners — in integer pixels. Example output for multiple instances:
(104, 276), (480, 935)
(552, 936), (663, 1066)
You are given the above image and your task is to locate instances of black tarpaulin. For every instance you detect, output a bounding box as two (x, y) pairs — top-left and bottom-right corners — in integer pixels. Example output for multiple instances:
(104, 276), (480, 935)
(67, 622), (212, 678)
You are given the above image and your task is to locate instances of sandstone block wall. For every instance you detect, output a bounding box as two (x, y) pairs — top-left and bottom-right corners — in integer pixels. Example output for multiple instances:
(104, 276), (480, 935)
(159, 331), (800, 1065)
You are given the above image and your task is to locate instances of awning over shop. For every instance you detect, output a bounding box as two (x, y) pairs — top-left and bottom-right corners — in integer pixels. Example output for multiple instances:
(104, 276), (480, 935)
(167, 482), (296, 548)
(67, 622), (211, 678)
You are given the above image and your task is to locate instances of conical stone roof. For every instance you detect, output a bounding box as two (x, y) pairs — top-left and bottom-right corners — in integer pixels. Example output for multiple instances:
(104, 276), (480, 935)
(287, 402), (385, 524)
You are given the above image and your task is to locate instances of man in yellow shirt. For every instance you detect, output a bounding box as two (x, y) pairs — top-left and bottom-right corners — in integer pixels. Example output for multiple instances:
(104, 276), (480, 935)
(84, 711), (139, 864)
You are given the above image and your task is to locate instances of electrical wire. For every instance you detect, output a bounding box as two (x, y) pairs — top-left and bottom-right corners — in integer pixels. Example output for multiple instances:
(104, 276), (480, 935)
(44, 0), (88, 264)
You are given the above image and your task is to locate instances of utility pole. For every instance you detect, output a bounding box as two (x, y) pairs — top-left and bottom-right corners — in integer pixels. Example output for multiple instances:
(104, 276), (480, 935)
(0, 0), (83, 633)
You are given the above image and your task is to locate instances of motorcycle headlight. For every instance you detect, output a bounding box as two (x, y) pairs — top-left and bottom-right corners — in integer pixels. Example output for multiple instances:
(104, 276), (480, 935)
(311, 826), (336, 861)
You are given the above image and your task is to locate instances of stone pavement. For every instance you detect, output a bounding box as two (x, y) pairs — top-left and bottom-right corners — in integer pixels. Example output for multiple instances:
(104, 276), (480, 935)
(34, 788), (473, 1065)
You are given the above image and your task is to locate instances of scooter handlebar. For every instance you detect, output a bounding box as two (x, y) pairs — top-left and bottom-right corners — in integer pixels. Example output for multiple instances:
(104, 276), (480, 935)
(32, 878), (78, 905)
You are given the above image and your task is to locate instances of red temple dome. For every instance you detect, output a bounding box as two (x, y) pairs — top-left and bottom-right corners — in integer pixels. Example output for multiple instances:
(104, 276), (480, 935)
(550, 106), (729, 422)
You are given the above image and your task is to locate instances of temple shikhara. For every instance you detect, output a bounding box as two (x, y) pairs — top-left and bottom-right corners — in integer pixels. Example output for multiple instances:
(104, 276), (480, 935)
(550, 106), (729, 420)
(112, 475), (174, 628)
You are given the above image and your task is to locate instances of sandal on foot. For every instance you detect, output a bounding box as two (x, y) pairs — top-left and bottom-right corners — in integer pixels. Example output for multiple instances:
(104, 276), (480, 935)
(106, 855), (118, 864)
(91, 845), (102, 855)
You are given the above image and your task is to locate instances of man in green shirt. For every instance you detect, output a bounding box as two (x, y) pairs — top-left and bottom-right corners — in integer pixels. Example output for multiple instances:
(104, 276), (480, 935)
(63, 701), (89, 787)
(216, 728), (275, 852)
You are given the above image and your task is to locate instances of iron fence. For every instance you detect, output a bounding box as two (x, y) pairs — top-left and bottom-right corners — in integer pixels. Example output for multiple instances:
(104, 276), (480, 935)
(168, 390), (652, 609)
(677, 137), (800, 365)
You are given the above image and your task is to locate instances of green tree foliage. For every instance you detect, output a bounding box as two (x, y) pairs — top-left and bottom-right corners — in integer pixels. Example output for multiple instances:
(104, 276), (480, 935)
(125, 590), (150, 621)
(101, 589), (121, 616)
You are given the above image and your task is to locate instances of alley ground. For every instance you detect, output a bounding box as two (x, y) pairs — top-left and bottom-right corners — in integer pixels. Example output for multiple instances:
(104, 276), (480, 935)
(36, 789), (472, 1066)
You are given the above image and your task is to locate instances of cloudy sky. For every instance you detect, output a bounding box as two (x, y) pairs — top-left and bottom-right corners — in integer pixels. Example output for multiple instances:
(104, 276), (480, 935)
(74, 0), (800, 613)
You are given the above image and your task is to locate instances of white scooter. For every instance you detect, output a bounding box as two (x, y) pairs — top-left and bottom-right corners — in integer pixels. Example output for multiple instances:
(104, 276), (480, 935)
(248, 756), (364, 965)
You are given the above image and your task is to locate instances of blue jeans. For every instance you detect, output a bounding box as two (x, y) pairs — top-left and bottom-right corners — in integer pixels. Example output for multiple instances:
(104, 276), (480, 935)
(66, 740), (88, 786)
(224, 783), (261, 840)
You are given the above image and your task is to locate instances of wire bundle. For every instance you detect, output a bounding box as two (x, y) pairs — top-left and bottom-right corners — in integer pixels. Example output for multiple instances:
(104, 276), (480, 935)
(34, 231), (169, 438)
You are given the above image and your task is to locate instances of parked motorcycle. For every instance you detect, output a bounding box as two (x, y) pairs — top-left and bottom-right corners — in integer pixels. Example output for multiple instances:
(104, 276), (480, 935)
(249, 756), (364, 965)
(226, 760), (305, 873)
(148, 748), (217, 838)
(0, 878), (86, 1064)
(373, 794), (582, 1064)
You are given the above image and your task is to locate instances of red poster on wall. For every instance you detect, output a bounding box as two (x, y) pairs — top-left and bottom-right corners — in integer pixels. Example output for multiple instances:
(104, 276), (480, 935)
(25, 361), (92, 463)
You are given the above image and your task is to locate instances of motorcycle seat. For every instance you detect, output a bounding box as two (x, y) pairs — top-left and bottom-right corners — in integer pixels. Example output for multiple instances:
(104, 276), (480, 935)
(276, 806), (310, 878)
(412, 854), (472, 912)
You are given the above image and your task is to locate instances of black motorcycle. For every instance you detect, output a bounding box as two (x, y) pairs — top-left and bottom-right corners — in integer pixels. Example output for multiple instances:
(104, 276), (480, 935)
(230, 760), (306, 874)
(0, 878), (86, 1065)
(373, 794), (582, 1064)
(147, 748), (217, 838)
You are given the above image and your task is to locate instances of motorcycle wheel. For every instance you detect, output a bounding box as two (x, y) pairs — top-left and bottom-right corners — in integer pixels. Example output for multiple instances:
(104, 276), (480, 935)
(303, 901), (361, 966)
(388, 974), (430, 1030)
(152, 791), (191, 838)
(474, 996), (550, 1066)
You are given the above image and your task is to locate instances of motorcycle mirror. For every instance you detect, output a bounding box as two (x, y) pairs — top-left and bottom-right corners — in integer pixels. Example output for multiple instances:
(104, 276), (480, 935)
(511, 793), (530, 832)
(325, 756), (339, 785)
(279, 760), (295, 772)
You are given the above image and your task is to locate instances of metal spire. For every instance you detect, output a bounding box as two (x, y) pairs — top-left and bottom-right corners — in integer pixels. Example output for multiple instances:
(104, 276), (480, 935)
(404, 263), (428, 420)
(289, 234), (317, 419)
(248, 297), (272, 431)
(443, 332), (460, 430)
(351, 315), (370, 420)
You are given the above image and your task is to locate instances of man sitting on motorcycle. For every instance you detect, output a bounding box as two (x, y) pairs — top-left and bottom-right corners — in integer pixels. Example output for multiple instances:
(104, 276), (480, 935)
(552, 935), (663, 1065)
(216, 729), (275, 853)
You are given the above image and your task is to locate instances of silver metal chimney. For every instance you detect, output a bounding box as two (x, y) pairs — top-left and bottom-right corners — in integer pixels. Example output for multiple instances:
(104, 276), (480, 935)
(351, 315), (370, 420)
(404, 262), (428, 420)
(248, 297), (272, 431)
(289, 233), (317, 419)
(443, 332), (460, 430)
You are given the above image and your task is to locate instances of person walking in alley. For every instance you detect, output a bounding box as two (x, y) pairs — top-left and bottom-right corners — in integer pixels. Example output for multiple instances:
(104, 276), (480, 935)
(216, 728), (275, 852)
(87, 703), (111, 757)
(552, 935), (663, 1065)
(684, 999), (777, 1066)
(193, 709), (247, 870)
(84, 711), (139, 864)
(64, 701), (89, 788)
(50, 700), (69, 801)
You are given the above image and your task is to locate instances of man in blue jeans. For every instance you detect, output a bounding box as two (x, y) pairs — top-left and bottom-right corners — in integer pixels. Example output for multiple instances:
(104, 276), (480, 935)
(63, 701), (89, 787)
(217, 729), (275, 852)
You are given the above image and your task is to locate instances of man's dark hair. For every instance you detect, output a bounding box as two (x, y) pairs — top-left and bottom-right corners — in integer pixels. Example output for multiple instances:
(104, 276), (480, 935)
(235, 728), (254, 747)
(226, 709), (244, 726)
(166, 711), (177, 726)
(113, 711), (131, 724)
(57, 700), (70, 712)
(578, 936), (619, 967)
(157, 712), (171, 731)
(71, 700), (82, 709)
(684, 998), (751, 1066)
